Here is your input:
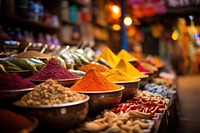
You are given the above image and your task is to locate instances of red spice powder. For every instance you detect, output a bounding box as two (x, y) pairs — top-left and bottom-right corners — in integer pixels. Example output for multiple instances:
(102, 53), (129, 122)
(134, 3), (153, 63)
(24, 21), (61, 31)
(0, 72), (35, 90)
(28, 58), (79, 80)
(0, 109), (33, 132)
(135, 62), (151, 73)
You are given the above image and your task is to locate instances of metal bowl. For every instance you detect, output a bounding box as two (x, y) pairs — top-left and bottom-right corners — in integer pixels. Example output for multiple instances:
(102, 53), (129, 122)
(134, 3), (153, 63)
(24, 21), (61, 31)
(13, 95), (89, 131)
(129, 60), (137, 67)
(7, 70), (32, 78)
(0, 88), (34, 103)
(30, 78), (81, 87)
(75, 86), (124, 113)
(142, 71), (154, 81)
(115, 79), (140, 101)
(138, 76), (149, 89)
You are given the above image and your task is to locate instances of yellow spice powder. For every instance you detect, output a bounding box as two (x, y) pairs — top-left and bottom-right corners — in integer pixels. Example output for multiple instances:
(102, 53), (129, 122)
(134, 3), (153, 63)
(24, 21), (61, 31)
(115, 59), (148, 78)
(96, 47), (120, 68)
(117, 49), (138, 62)
(104, 68), (140, 82)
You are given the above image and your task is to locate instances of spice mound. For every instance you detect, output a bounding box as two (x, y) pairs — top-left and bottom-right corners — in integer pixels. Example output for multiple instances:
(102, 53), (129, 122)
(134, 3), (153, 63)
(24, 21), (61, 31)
(16, 50), (51, 58)
(0, 72), (35, 90)
(70, 69), (120, 92)
(96, 47), (120, 68)
(135, 62), (151, 73)
(28, 58), (79, 80)
(78, 63), (109, 73)
(0, 109), (34, 132)
(141, 62), (158, 72)
(104, 68), (139, 82)
(117, 49), (138, 61)
(15, 79), (86, 106)
(116, 59), (148, 78)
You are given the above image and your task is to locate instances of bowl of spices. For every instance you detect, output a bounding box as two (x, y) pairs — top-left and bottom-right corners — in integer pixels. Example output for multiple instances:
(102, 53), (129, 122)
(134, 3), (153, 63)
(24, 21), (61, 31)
(70, 69), (124, 113)
(0, 109), (38, 133)
(14, 79), (89, 131)
(28, 58), (81, 87)
(15, 50), (52, 59)
(0, 72), (35, 103)
(104, 68), (141, 101)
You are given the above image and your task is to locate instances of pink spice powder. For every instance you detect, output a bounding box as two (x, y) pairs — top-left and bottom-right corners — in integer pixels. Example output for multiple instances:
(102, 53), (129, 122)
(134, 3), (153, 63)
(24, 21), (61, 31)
(0, 72), (35, 90)
(28, 58), (79, 80)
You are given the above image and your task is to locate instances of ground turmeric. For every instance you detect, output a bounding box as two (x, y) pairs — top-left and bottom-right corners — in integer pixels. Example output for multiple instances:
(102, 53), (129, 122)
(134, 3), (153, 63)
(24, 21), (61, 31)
(103, 68), (140, 82)
(117, 49), (138, 61)
(70, 69), (121, 92)
(96, 47), (120, 68)
(115, 59), (148, 78)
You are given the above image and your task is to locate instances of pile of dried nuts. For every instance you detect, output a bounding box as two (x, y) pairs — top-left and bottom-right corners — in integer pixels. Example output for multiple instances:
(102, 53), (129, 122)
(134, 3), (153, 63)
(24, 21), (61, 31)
(67, 110), (153, 133)
(15, 79), (86, 106)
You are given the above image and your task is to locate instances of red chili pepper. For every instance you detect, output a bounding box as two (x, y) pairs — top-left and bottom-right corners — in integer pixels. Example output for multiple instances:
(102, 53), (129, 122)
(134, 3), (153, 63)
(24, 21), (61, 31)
(143, 107), (149, 113)
(125, 107), (131, 113)
(157, 108), (165, 113)
(150, 106), (160, 114)
(126, 103), (131, 107)
(121, 105), (127, 112)
(149, 105), (156, 112)
(134, 96), (141, 101)
(130, 104), (140, 110)
(116, 107), (121, 113)
(154, 102), (165, 108)
(119, 110), (124, 115)
(142, 101), (151, 106)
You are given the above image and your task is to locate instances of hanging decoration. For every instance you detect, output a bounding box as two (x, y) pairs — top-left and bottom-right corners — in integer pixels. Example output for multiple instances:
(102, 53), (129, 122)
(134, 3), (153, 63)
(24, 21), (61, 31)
(129, 0), (168, 17)
(142, 3), (155, 17)
(105, 3), (121, 24)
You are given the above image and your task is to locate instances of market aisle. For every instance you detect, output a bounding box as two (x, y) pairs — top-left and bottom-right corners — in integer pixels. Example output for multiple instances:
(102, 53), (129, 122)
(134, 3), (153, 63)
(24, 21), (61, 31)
(175, 74), (200, 133)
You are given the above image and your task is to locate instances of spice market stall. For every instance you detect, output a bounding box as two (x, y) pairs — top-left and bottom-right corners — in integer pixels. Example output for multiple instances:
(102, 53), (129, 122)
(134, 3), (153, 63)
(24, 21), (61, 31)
(0, 46), (178, 133)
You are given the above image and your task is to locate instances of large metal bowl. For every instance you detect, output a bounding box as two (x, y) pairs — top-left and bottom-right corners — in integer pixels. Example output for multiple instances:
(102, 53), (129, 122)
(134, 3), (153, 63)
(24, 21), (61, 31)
(115, 79), (140, 101)
(13, 95), (89, 131)
(138, 76), (149, 89)
(142, 71), (154, 81)
(7, 70), (32, 78)
(30, 78), (81, 87)
(75, 86), (124, 113)
(0, 88), (34, 103)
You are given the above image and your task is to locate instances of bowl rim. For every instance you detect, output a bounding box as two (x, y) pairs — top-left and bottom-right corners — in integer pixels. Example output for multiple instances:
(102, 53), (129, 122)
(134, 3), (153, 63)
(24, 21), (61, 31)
(7, 70), (31, 73)
(0, 88), (34, 92)
(30, 77), (81, 82)
(141, 71), (154, 75)
(13, 95), (90, 108)
(113, 78), (141, 84)
(72, 85), (124, 94)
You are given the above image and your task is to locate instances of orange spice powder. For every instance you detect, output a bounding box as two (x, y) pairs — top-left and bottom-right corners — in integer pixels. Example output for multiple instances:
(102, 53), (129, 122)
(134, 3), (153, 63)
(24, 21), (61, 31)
(70, 69), (120, 92)
(78, 63), (109, 73)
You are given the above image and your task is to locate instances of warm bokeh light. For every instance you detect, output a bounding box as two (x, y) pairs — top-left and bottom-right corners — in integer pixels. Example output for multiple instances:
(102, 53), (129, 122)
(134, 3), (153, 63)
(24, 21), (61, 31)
(111, 5), (120, 14)
(112, 24), (121, 31)
(172, 29), (179, 40)
(124, 17), (132, 26)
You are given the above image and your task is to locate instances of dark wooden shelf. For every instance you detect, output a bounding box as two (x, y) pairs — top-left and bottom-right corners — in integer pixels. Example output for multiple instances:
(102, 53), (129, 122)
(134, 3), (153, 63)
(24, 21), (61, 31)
(167, 6), (200, 15)
(62, 20), (80, 27)
(95, 38), (109, 43)
(63, 41), (79, 46)
(68, 0), (89, 7)
(0, 14), (60, 33)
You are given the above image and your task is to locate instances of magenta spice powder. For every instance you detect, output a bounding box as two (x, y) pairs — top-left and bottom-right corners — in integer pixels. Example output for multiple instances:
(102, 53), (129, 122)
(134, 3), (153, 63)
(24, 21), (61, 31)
(28, 58), (80, 80)
(0, 72), (35, 90)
